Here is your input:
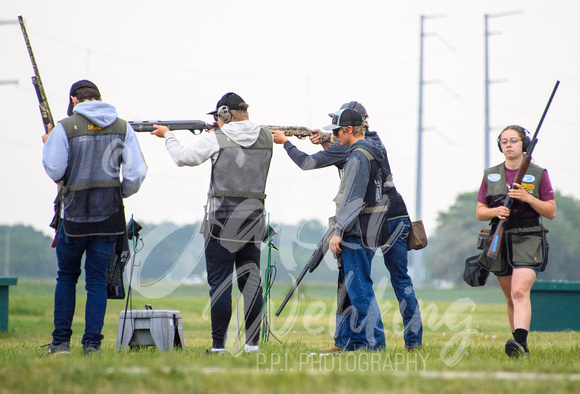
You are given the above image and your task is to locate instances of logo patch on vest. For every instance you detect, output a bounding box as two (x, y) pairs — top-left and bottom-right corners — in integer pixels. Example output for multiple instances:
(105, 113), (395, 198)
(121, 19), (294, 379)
(487, 173), (501, 182)
(522, 183), (535, 194)
(522, 174), (535, 183)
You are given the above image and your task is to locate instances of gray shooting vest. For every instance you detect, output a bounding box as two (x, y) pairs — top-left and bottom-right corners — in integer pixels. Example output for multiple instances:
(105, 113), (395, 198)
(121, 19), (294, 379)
(204, 126), (273, 243)
(479, 162), (549, 273)
(484, 162), (545, 222)
(59, 114), (127, 236)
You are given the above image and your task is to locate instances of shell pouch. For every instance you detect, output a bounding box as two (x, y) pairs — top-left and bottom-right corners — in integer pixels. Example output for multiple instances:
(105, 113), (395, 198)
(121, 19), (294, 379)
(478, 235), (509, 275)
(506, 225), (548, 270)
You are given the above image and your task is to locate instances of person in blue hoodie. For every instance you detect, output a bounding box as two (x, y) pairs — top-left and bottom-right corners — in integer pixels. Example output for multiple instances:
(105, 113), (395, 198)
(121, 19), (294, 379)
(318, 108), (387, 350)
(42, 80), (147, 355)
(151, 92), (273, 354)
(272, 103), (422, 352)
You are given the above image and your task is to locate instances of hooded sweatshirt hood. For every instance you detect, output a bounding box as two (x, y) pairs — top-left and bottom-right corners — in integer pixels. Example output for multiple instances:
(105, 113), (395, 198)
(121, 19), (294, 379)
(350, 137), (386, 164)
(73, 100), (118, 128)
(219, 120), (262, 148)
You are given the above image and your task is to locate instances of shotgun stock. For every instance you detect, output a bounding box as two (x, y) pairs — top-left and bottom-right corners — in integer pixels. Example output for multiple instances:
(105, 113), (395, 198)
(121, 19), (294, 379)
(275, 227), (334, 317)
(487, 81), (559, 260)
(264, 125), (334, 144)
(18, 15), (54, 134)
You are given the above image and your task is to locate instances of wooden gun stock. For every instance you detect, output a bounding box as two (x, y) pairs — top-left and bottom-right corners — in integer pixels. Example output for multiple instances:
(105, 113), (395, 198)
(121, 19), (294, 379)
(486, 156), (531, 259)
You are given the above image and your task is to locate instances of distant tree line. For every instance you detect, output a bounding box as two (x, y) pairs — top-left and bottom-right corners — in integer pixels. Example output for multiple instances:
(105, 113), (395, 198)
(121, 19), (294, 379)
(0, 220), (341, 283)
(3, 191), (579, 286)
(0, 225), (57, 278)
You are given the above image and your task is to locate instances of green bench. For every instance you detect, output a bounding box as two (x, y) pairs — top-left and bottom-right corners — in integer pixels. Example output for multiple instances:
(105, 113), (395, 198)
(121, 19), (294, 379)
(0, 277), (18, 332)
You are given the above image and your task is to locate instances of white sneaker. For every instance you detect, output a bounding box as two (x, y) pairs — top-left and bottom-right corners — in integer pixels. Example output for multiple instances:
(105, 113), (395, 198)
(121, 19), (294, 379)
(244, 344), (260, 353)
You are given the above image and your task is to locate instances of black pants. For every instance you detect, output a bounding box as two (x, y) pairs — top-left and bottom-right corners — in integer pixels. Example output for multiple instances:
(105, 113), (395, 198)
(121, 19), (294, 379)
(205, 236), (263, 348)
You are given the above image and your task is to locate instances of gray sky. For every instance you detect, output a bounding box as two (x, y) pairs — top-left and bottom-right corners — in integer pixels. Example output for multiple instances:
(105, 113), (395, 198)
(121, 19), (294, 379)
(1, 0), (579, 236)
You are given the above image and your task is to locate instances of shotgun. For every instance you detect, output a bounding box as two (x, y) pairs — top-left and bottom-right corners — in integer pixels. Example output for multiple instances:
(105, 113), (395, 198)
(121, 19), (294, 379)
(487, 80), (560, 260)
(130, 120), (334, 143)
(129, 120), (214, 134)
(18, 15), (54, 134)
(275, 227), (334, 317)
(20, 15), (62, 238)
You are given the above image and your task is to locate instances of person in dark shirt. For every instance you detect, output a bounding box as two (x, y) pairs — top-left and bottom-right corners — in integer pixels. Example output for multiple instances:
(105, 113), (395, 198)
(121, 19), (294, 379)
(271, 102), (422, 351)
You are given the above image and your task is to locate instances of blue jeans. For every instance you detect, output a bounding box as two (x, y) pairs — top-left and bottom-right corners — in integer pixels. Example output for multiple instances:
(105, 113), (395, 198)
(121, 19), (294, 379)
(383, 217), (423, 349)
(335, 236), (385, 351)
(52, 224), (117, 347)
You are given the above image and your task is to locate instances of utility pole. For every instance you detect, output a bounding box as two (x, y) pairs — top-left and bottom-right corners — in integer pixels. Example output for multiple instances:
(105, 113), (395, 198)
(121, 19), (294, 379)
(484, 11), (522, 169)
(414, 14), (444, 283)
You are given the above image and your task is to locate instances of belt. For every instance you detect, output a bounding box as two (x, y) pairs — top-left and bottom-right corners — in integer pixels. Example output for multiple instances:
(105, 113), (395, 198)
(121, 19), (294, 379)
(504, 217), (542, 230)
(490, 217), (542, 232)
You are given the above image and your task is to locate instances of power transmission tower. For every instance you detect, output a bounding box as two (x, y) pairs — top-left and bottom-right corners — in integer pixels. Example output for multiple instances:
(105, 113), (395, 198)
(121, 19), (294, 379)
(414, 14), (444, 283)
(484, 11), (522, 168)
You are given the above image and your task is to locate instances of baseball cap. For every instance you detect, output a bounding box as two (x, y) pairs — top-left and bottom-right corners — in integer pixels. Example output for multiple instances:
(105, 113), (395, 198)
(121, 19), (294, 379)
(67, 79), (100, 116)
(322, 108), (363, 130)
(207, 92), (247, 115)
(328, 101), (367, 118)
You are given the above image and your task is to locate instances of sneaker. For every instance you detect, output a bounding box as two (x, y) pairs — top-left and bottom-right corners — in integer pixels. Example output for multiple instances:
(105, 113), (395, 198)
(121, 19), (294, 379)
(505, 339), (529, 358)
(319, 345), (342, 354)
(205, 348), (225, 355)
(244, 344), (260, 353)
(83, 345), (102, 356)
(405, 344), (423, 352)
(40, 342), (70, 356)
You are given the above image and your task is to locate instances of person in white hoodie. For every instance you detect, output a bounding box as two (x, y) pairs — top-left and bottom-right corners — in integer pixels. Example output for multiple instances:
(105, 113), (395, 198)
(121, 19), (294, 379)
(42, 80), (147, 355)
(152, 92), (273, 354)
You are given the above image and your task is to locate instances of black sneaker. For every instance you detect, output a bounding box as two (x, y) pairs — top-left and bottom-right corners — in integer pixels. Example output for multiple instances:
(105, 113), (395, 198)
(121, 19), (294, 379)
(505, 339), (529, 358)
(40, 342), (70, 356)
(83, 345), (102, 356)
(205, 348), (225, 355)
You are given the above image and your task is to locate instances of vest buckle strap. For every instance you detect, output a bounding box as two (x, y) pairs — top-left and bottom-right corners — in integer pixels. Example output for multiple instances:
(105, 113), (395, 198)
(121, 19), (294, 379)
(504, 217), (542, 231)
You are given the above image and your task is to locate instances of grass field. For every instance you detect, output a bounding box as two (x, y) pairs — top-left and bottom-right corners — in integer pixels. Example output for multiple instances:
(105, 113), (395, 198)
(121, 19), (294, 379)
(1, 279), (579, 393)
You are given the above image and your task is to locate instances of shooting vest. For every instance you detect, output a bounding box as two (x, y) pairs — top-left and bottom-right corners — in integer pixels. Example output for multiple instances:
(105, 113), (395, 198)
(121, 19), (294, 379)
(59, 114), (126, 236)
(334, 140), (408, 248)
(207, 126), (273, 221)
(479, 162), (548, 273)
(484, 162), (545, 223)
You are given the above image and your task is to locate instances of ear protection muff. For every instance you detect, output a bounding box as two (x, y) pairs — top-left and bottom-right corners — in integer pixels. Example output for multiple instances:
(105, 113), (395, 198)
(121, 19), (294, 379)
(217, 105), (232, 123)
(522, 130), (531, 152)
(497, 127), (531, 153)
(216, 92), (235, 123)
